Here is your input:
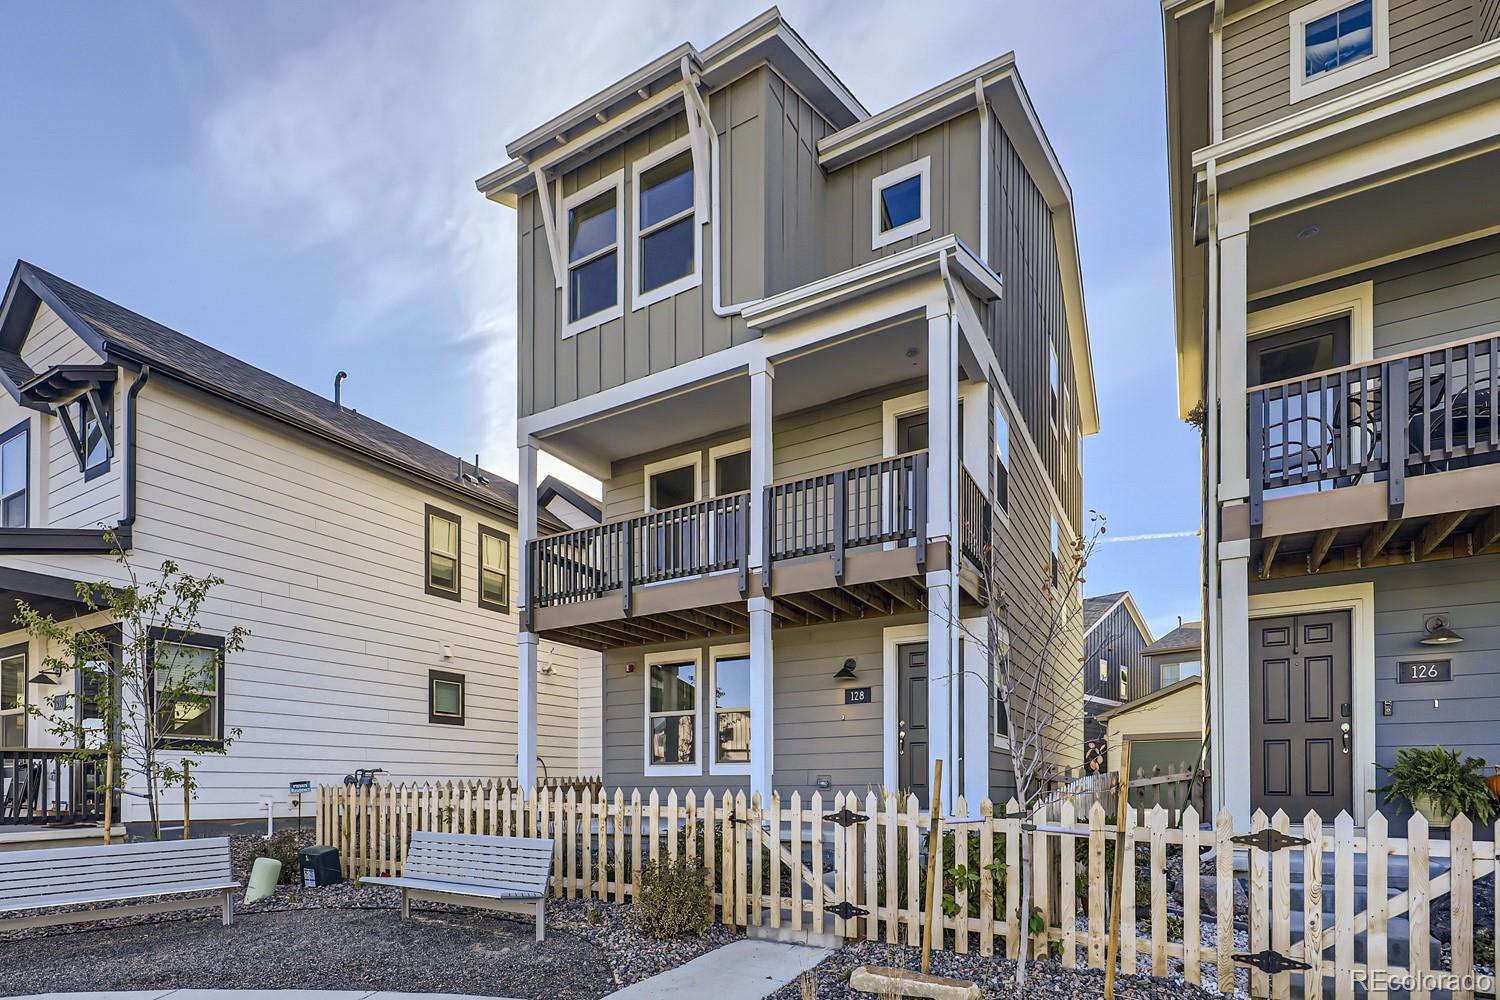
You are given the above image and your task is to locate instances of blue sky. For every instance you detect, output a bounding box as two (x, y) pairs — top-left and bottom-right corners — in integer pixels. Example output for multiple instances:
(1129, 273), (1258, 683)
(0, 0), (1200, 637)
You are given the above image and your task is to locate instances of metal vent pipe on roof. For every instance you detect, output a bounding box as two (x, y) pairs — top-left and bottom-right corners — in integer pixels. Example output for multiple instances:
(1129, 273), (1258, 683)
(333, 370), (348, 408)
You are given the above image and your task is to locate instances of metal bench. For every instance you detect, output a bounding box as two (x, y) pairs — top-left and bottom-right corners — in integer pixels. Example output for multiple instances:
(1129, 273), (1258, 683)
(361, 831), (553, 941)
(0, 836), (240, 931)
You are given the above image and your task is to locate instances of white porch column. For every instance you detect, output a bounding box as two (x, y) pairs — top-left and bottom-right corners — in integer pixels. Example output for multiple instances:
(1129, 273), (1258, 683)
(926, 306), (959, 814)
(960, 616), (991, 811)
(1216, 537), (1252, 826)
(748, 359), (775, 802)
(1217, 226), (1250, 503)
(517, 440), (539, 792)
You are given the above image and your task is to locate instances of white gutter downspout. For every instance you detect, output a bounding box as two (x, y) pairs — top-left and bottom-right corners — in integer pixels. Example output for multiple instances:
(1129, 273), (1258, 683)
(683, 59), (759, 318)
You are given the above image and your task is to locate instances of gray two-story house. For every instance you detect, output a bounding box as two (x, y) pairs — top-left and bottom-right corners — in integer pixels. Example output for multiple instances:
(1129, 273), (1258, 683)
(479, 9), (1098, 813)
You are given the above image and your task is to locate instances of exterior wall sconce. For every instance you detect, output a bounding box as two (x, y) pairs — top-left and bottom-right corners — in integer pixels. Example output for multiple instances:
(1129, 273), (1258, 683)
(28, 669), (60, 686)
(1421, 615), (1464, 646)
(834, 658), (857, 680)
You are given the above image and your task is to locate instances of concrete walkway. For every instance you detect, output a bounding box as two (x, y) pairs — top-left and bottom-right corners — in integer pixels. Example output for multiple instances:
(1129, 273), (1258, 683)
(606, 939), (831, 998)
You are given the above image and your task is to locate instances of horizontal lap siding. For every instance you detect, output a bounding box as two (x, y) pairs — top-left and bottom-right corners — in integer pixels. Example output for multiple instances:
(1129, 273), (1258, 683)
(1223, 0), (1481, 139)
(1250, 553), (1500, 834)
(7, 380), (593, 822)
(600, 615), (910, 798)
(517, 72), (765, 418)
(1250, 233), (1500, 355)
(14, 305), (124, 528)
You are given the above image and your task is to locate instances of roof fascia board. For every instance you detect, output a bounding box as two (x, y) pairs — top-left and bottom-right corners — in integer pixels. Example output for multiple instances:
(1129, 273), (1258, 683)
(697, 14), (865, 125)
(1083, 594), (1128, 637)
(1120, 592), (1156, 646)
(1096, 674), (1202, 721)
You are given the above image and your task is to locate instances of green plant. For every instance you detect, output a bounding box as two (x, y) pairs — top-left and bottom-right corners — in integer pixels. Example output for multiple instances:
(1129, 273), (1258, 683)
(1378, 746), (1496, 824)
(247, 831), (302, 885)
(635, 852), (713, 939)
(1477, 927), (1494, 968)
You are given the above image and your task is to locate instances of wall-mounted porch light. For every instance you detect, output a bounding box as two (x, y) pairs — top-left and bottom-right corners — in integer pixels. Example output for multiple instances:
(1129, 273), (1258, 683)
(1420, 614), (1464, 646)
(27, 668), (60, 686)
(834, 658), (857, 680)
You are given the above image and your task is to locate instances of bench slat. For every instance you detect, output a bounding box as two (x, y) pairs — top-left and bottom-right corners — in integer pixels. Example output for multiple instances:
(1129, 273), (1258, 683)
(0, 837), (233, 869)
(362, 875), (544, 901)
(0, 855), (231, 888)
(1, 865), (236, 902)
(0, 879), (240, 913)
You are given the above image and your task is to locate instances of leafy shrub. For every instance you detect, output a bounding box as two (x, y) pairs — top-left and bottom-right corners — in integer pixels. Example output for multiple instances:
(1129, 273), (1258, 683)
(1379, 746), (1496, 824)
(636, 853), (713, 939)
(246, 831), (302, 885)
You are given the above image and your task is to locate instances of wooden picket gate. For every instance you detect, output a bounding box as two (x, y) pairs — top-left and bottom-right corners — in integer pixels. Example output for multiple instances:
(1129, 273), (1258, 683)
(318, 783), (1496, 997)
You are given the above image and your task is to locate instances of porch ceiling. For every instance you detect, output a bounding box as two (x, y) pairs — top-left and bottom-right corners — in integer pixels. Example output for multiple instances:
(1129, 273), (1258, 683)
(0, 566), (101, 627)
(1254, 504), (1500, 580)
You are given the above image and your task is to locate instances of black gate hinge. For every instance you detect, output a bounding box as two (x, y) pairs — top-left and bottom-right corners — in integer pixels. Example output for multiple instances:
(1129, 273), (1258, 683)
(822, 808), (868, 828)
(1233, 949), (1312, 975)
(1231, 828), (1310, 853)
(825, 900), (869, 919)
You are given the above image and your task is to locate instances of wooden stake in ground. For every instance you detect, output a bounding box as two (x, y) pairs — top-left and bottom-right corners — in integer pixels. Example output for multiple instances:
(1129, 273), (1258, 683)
(183, 759), (191, 840)
(103, 749), (115, 846)
(921, 758), (944, 975)
(1103, 741), (1133, 1000)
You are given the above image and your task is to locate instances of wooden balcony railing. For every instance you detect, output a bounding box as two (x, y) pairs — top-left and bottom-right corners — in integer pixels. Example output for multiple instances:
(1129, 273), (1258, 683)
(765, 452), (927, 586)
(528, 492), (751, 615)
(1249, 334), (1500, 528)
(959, 466), (990, 575)
(1, 748), (113, 825)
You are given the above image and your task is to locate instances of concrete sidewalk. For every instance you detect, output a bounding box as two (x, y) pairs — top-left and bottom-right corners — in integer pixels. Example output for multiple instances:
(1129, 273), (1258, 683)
(18, 993), (519, 1000)
(605, 939), (830, 998)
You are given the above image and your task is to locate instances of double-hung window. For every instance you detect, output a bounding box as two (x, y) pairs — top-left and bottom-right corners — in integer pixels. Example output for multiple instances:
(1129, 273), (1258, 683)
(633, 138), (699, 307)
(710, 644), (751, 773)
(150, 632), (224, 745)
(645, 650), (700, 773)
(564, 172), (624, 335)
(1048, 340), (1060, 432)
(425, 505), (461, 600)
(0, 421), (27, 528)
(1291, 0), (1388, 102)
(993, 400), (1010, 515)
(429, 670), (465, 725)
(0, 645), (25, 748)
(1050, 516), (1061, 588)
(80, 399), (109, 477)
(478, 525), (510, 613)
(871, 157), (931, 249)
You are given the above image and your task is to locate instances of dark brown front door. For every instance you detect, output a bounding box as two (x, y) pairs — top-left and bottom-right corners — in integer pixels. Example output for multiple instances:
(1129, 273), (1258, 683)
(897, 643), (929, 808)
(1250, 611), (1353, 817)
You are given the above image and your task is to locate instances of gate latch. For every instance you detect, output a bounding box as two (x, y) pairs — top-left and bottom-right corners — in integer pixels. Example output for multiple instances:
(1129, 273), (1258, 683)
(1231, 828), (1310, 853)
(1233, 949), (1312, 975)
(822, 808), (868, 828)
(825, 900), (869, 919)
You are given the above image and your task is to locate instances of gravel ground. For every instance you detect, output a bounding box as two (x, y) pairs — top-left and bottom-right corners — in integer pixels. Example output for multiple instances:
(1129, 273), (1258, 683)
(1, 834), (739, 996)
(764, 940), (1228, 1000)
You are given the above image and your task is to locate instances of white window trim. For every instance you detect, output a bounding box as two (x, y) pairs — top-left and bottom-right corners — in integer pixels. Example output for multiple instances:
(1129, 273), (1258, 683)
(707, 438), (750, 497)
(881, 389), (929, 457)
(631, 135), (702, 311)
(1290, 0), (1390, 104)
(562, 169), (626, 339)
(1247, 281), (1375, 371)
(642, 451), (703, 512)
(708, 641), (752, 776)
(643, 647), (704, 777)
(871, 157), (932, 250)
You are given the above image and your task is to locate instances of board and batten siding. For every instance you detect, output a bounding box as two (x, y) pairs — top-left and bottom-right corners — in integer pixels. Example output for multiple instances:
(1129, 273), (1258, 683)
(9, 304), (125, 530)
(516, 71), (770, 418)
(1084, 600), (1148, 705)
(1484, 0), (1500, 38)
(1250, 552), (1500, 834)
(600, 616), (906, 799)
(1250, 232), (1500, 356)
(1222, 0), (1483, 139)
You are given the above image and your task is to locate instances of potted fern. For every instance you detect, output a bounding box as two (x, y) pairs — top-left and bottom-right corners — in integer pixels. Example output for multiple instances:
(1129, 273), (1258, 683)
(1379, 746), (1496, 827)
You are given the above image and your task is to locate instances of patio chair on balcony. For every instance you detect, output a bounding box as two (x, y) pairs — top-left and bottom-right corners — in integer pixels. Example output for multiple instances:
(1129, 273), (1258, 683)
(1, 761), (43, 822)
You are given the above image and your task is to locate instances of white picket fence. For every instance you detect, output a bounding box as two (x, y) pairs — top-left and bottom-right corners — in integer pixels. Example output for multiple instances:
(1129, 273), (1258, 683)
(317, 782), (1496, 997)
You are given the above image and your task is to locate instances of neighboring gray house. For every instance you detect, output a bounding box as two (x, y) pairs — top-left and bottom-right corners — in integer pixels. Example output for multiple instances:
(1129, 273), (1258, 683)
(1139, 620), (1203, 699)
(478, 9), (1098, 813)
(0, 262), (598, 831)
(1165, 0), (1500, 826)
(1081, 591), (1153, 769)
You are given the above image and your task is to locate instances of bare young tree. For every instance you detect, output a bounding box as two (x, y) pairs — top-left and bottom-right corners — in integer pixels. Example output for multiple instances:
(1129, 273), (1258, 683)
(947, 507), (1107, 987)
(18, 533), (247, 840)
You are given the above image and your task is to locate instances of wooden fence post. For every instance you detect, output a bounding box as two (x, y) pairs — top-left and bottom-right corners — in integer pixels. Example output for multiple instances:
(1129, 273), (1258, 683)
(1104, 742), (1132, 1000)
(921, 759), (943, 975)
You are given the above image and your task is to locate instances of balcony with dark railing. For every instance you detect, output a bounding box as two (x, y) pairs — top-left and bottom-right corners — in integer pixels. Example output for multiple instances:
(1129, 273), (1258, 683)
(527, 451), (989, 648)
(1, 748), (113, 826)
(1246, 333), (1500, 577)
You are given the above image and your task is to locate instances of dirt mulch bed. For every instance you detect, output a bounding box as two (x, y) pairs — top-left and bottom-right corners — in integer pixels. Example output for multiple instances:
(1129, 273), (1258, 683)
(766, 940), (1227, 1000)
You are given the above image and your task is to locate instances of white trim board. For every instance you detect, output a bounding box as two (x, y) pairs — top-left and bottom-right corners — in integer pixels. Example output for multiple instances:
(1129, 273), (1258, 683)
(1247, 281), (1374, 363)
(1246, 581), (1376, 825)
(642, 451), (704, 512)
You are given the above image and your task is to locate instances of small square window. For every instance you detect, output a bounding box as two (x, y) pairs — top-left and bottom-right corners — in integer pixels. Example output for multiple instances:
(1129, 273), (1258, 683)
(425, 505), (461, 600)
(870, 158), (931, 250)
(1099, 658), (1109, 683)
(429, 669), (465, 725)
(1290, 0), (1388, 102)
(478, 525), (510, 613)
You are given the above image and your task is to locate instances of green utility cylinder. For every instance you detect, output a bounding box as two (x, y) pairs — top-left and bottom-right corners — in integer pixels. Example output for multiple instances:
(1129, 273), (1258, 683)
(245, 857), (282, 903)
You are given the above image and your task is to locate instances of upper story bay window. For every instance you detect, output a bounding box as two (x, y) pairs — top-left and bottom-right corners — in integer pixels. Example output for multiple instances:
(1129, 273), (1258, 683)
(871, 157), (931, 250)
(564, 171), (624, 337)
(633, 138), (699, 308)
(1290, 0), (1389, 102)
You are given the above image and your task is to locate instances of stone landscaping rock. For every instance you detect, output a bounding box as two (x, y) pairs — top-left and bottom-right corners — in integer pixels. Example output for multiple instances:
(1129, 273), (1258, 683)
(849, 964), (982, 999)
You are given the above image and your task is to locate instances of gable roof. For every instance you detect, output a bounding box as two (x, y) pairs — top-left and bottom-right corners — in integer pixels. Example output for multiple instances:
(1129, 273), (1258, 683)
(1142, 621), (1202, 657)
(538, 475), (602, 523)
(0, 261), (546, 524)
(1082, 590), (1154, 646)
(1095, 673), (1202, 723)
